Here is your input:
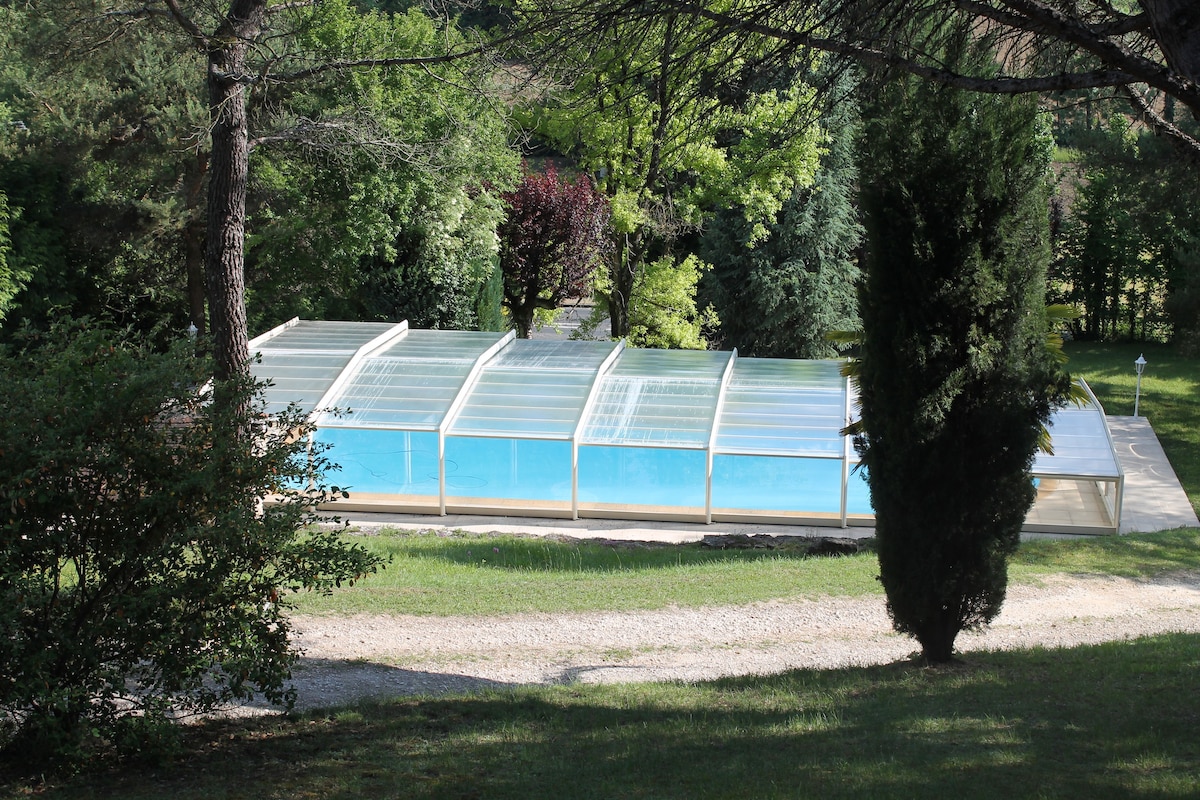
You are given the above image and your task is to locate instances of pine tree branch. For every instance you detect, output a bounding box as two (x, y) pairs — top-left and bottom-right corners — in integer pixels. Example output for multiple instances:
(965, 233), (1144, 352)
(1121, 84), (1200, 162)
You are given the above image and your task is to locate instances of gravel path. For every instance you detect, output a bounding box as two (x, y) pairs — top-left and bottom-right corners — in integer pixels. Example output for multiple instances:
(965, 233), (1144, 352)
(268, 571), (1200, 712)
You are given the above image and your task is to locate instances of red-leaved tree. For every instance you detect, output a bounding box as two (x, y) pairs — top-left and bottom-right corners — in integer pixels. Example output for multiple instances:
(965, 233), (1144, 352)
(498, 166), (612, 338)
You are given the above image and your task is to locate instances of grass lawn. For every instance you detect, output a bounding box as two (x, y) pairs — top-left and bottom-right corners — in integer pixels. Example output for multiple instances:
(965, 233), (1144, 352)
(6, 632), (1199, 799)
(4, 529), (1197, 798)
(285, 527), (1200, 618)
(1064, 340), (1200, 515)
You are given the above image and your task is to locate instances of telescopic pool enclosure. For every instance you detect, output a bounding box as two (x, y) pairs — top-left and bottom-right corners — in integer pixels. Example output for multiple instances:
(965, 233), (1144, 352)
(250, 319), (1125, 535)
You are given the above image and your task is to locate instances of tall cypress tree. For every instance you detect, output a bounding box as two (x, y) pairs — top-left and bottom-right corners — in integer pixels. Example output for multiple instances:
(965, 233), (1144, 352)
(854, 38), (1072, 663)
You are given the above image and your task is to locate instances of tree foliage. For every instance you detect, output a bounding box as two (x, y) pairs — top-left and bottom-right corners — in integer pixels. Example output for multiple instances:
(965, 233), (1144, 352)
(0, 321), (382, 766)
(1050, 112), (1200, 342)
(498, 166), (612, 338)
(0, 3), (209, 338)
(627, 253), (719, 350)
(700, 82), (862, 358)
(0, 190), (16, 320)
(5, 0), (516, 385)
(523, 0), (1200, 161)
(240, 3), (517, 333)
(853, 39), (1072, 663)
(0, 1), (517, 351)
(522, 9), (823, 341)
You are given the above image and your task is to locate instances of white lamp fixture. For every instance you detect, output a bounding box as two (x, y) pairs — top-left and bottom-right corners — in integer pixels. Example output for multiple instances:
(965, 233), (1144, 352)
(1134, 354), (1147, 417)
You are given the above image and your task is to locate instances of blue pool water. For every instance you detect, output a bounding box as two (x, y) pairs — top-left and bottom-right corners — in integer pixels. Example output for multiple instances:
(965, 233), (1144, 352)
(316, 428), (875, 516)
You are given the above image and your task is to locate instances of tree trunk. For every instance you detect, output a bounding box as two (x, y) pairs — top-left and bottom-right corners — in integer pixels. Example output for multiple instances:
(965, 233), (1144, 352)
(916, 616), (958, 664)
(512, 305), (534, 339)
(608, 234), (636, 339)
(184, 152), (209, 337)
(1143, 1), (1200, 104)
(205, 0), (265, 383)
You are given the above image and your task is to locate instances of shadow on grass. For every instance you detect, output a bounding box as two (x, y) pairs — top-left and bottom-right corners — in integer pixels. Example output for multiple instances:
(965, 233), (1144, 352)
(21, 634), (1200, 800)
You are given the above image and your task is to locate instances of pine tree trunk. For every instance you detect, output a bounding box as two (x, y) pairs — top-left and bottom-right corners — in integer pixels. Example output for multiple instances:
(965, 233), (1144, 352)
(204, 0), (265, 384)
(1144, 0), (1200, 91)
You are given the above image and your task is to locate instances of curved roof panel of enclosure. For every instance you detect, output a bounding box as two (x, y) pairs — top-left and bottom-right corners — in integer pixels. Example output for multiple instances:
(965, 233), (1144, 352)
(250, 319), (1126, 534)
(248, 319), (400, 415)
(1032, 391), (1122, 480)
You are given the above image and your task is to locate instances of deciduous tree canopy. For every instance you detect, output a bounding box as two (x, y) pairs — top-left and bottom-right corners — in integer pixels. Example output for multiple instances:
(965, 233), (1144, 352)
(0, 321), (382, 764)
(521, 8), (823, 342)
(523, 0), (1200, 159)
(498, 166), (612, 339)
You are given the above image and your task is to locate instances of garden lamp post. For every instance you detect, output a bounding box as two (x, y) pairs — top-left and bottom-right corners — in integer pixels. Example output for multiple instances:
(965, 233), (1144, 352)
(1134, 354), (1147, 417)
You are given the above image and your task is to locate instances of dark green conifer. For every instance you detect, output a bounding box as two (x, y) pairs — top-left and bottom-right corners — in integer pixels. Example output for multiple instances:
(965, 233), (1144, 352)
(855, 36), (1072, 663)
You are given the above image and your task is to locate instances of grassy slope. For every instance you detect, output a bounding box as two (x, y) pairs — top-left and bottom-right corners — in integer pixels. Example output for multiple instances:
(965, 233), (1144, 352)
(288, 527), (1200, 617)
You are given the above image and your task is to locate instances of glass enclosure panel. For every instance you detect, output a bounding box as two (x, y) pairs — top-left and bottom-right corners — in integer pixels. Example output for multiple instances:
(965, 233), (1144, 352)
(727, 358), (845, 389)
(316, 427), (439, 498)
(579, 348), (728, 447)
(846, 464), (874, 516)
(451, 371), (595, 437)
(485, 339), (618, 372)
(716, 359), (846, 456)
(372, 329), (506, 361)
(255, 320), (396, 352)
(577, 445), (707, 510)
(251, 320), (399, 415)
(581, 377), (719, 446)
(711, 455), (844, 513)
(1027, 476), (1119, 530)
(609, 347), (730, 379)
(320, 330), (506, 429)
(252, 354), (354, 415)
(1033, 400), (1121, 478)
(450, 340), (618, 438)
(444, 437), (572, 503)
(320, 359), (471, 429)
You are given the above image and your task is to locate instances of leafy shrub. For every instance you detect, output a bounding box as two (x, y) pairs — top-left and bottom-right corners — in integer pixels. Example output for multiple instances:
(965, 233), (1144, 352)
(0, 320), (382, 768)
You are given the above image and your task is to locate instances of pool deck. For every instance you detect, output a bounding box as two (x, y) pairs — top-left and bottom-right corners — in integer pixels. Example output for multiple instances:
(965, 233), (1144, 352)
(329, 416), (1197, 543)
(1107, 415), (1199, 533)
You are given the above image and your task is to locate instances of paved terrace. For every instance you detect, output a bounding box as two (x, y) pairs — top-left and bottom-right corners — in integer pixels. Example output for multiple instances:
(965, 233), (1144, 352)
(331, 416), (1198, 543)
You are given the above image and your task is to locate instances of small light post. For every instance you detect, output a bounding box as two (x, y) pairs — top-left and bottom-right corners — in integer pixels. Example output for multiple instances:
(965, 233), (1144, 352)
(1134, 354), (1147, 417)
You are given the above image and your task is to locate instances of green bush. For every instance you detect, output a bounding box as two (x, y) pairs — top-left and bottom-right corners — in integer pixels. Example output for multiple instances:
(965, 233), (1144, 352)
(0, 321), (382, 768)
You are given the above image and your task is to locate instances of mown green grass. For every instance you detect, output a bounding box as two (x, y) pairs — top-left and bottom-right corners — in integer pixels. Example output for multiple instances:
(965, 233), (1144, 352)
(10, 633), (1199, 799)
(290, 527), (1200, 617)
(1064, 340), (1200, 514)
(290, 531), (884, 616)
(1013, 527), (1200, 581)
